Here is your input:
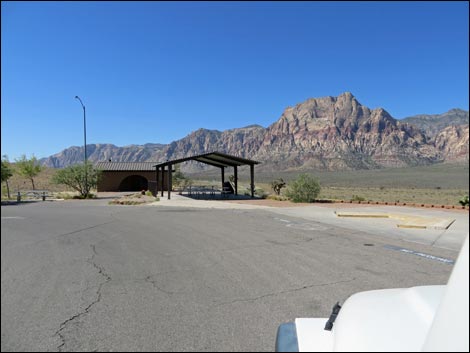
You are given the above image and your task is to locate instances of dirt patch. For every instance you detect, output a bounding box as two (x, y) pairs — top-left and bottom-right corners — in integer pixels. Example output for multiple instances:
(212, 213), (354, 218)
(108, 192), (158, 205)
(222, 199), (311, 208)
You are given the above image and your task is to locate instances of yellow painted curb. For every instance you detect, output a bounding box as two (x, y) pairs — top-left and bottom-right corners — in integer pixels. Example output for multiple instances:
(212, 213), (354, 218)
(335, 211), (455, 230)
(334, 212), (390, 218)
(397, 224), (427, 229)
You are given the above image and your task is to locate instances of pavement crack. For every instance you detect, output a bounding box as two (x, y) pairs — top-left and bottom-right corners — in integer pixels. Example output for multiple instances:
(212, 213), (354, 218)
(144, 275), (178, 295)
(57, 221), (115, 238)
(215, 278), (356, 307)
(53, 244), (112, 351)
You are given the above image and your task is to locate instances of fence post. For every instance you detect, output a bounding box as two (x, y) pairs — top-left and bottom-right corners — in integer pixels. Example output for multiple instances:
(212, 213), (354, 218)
(42, 192), (46, 201)
(17, 191), (21, 203)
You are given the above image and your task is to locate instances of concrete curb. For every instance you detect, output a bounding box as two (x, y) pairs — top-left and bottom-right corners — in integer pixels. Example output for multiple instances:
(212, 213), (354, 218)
(335, 211), (456, 230)
(337, 199), (469, 211)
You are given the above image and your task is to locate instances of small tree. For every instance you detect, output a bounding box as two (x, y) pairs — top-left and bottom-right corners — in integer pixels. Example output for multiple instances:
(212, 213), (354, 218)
(1, 155), (14, 199)
(15, 154), (42, 190)
(52, 162), (102, 198)
(271, 178), (286, 196)
(285, 173), (321, 203)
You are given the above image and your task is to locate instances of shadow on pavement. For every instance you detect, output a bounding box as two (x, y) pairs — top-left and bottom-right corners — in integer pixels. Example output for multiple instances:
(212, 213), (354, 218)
(1, 200), (38, 206)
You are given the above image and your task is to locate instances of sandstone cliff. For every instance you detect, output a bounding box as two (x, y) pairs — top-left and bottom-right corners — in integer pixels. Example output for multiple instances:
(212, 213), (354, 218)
(40, 93), (469, 172)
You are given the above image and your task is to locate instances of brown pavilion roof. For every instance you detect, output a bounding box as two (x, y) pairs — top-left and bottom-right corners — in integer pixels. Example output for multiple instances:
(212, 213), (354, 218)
(153, 151), (260, 169)
(95, 162), (157, 171)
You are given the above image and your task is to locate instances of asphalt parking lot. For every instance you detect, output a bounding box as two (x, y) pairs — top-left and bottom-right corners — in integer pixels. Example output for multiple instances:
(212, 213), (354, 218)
(1, 197), (466, 351)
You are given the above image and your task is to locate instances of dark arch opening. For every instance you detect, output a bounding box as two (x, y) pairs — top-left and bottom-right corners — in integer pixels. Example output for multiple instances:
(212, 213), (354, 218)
(119, 175), (148, 191)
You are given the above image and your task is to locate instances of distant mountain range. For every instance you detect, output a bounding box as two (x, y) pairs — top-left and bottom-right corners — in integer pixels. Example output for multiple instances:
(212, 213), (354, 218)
(40, 92), (469, 172)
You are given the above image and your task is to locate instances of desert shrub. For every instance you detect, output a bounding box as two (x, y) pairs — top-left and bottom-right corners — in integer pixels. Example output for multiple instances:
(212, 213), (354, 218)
(351, 195), (366, 202)
(52, 163), (101, 198)
(267, 194), (289, 201)
(72, 193), (96, 199)
(270, 178), (286, 195)
(459, 195), (469, 206)
(109, 200), (141, 205)
(254, 187), (268, 199)
(55, 192), (76, 200)
(285, 174), (321, 203)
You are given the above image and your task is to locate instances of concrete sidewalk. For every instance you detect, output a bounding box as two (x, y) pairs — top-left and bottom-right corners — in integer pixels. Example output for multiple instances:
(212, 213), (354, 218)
(149, 192), (272, 210)
(335, 211), (456, 230)
(148, 193), (468, 252)
(269, 205), (468, 252)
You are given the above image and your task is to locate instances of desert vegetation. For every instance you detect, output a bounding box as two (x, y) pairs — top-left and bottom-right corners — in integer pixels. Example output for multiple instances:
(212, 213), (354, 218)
(189, 162), (469, 206)
(285, 173), (321, 203)
(2, 162), (469, 206)
(52, 162), (102, 198)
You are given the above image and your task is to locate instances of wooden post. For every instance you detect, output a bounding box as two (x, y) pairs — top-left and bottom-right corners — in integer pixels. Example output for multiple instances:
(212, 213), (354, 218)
(250, 164), (255, 198)
(161, 165), (165, 197)
(234, 165), (238, 195)
(168, 163), (172, 200)
(221, 167), (225, 189)
(155, 166), (159, 196)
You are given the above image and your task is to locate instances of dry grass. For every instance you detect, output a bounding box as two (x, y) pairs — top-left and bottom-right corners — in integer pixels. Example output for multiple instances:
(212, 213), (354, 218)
(2, 167), (74, 193)
(189, 162), (468, 206)
(318, 186), (467, 206)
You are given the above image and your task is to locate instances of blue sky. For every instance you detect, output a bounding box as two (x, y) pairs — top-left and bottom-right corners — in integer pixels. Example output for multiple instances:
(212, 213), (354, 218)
(1, 1), (469, 161)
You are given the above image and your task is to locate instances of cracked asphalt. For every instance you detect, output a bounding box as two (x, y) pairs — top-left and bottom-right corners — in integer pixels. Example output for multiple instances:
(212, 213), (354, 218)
(1, 199), (458, 351)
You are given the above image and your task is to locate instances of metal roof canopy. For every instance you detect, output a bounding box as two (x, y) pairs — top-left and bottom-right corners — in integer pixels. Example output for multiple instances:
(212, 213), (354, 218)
(153, 151), (260, 168)
(153, 151), (260, 199)
(95, 162), (157, 171)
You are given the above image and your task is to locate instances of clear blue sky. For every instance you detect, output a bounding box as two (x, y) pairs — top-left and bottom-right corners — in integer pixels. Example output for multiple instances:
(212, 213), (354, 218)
(1, 1), (469, 161)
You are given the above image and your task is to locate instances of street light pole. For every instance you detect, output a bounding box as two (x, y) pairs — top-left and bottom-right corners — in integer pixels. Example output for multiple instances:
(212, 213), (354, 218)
(75, 96), (88, 195)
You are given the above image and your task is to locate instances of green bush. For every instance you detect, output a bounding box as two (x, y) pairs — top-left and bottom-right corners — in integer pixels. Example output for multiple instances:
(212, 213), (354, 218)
(285, 174), (321, 203)
(459, 195), (469, 206)
(52, 163), (101, 198)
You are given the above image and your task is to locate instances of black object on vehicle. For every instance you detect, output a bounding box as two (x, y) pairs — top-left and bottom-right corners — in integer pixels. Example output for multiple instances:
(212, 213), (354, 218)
(324, 302), (342, 331)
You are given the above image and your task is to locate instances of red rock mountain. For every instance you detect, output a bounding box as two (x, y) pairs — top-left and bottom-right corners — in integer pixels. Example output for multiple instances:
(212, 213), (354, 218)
(41, 93), (469, 171)
(253, 92), (436, 171)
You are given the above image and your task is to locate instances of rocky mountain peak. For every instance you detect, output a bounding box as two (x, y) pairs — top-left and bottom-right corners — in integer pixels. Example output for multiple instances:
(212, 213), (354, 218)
(40, 93), (469, 172)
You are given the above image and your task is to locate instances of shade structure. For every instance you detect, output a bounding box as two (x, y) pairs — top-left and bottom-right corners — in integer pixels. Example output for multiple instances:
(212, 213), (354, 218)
(153, 151), (260, 199)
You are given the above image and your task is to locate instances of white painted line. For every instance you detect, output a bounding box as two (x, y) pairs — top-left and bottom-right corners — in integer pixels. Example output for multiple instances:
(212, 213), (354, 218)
(275, 218), (292, 223)
(384, 245), (455, 264)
